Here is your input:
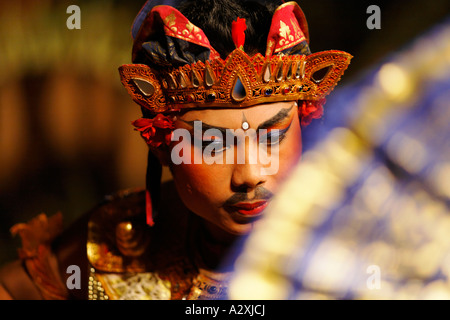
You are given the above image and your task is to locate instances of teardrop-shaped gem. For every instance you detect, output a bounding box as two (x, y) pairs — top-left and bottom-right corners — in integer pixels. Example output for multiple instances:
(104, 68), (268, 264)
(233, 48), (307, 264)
(231, 76), (247, 102)
(167, 74), (177, 89)
(286, 62), (293, 80)
(205, 66), (215, 87)
(133, 79), (155, 96)
(191, 71), (201, 88)
(276, 62), (284, 82)
(263, 64), (271, 83)
(296, 61), (306, 79)
(178, 72), (188, 88)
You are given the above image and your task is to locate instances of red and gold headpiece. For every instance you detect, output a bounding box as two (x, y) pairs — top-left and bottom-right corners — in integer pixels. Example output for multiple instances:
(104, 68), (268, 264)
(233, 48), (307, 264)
(119, 1), (352, 226)
(119, 2), (352, 115)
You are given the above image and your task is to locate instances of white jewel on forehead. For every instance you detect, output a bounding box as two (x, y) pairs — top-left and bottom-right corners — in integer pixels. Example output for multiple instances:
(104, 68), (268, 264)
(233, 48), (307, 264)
(241, 112), (249, 131)
(242, 121), (249, 130)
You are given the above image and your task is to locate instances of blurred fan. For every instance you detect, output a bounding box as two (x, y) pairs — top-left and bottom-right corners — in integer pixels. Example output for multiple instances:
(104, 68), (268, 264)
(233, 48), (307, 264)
(229, 18), (450, 300)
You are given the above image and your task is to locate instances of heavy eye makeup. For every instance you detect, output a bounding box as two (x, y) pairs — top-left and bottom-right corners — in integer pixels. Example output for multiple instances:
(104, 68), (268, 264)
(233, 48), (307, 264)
(187, 126), (232, 155)
(199, 135), (232, 154)
(196, 119), (293, 154)
(182, 103), (296, 154)
(257, 121), (292, 147)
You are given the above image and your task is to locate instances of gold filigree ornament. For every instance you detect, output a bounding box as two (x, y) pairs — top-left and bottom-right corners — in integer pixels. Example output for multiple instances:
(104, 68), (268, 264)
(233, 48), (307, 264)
(119, 49), (352, 114)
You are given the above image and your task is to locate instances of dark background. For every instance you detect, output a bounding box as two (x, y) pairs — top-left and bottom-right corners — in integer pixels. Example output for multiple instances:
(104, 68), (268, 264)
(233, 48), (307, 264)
(1, 0), (449, 265)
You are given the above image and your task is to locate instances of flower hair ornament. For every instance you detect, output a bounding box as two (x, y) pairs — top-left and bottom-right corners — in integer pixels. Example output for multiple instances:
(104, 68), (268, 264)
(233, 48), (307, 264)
(121, 1), (352, 226)
(132, 114), (175, 148)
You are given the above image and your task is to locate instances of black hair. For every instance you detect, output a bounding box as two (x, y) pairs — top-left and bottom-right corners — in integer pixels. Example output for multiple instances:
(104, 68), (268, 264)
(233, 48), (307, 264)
(176, 0), (283, 58)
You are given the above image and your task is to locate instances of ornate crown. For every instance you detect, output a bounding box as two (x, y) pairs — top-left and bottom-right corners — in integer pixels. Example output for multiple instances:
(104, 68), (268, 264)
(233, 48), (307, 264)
(119, 49), (351, 113)
(119, 1), (352, 114)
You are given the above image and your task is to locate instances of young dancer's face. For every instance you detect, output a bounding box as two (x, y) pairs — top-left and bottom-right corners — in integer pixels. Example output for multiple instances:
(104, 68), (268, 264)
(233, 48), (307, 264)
(168, 101), (302, 235)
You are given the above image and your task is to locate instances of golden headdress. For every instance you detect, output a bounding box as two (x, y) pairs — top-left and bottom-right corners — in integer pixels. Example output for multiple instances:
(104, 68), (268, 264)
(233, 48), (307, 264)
(119, 1), (352, 115)
(119, 0), (352, 226)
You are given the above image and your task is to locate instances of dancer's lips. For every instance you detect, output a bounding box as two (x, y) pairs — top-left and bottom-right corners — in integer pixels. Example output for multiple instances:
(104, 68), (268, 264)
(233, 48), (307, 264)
(223, 188), (273, 223)
(230, 201), (269, 216)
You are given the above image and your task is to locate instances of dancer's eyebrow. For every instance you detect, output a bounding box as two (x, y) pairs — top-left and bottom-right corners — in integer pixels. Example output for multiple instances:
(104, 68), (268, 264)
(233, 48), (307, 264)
(180, 120), (229, 137)
(256, 105), (294, 130)
(180, 104), (294, 133)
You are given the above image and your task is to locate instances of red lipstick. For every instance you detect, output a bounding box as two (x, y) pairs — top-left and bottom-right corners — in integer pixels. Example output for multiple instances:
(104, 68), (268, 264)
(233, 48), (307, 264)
(231, 201), (269, 216)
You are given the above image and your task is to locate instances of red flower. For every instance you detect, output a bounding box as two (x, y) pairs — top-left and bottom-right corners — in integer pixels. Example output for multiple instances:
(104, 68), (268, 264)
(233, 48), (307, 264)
(299, 99), (326, 126)
(232, 17), (247, 49)
(132, 114), (175, 147)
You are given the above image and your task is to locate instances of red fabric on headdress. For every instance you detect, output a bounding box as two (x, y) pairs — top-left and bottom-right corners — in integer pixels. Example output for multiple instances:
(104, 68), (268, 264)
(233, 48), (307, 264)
(265, 2), (309, 57)
(132, 5), (220, 61)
